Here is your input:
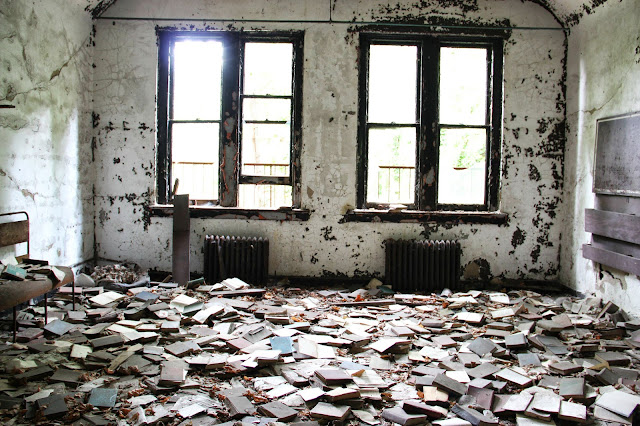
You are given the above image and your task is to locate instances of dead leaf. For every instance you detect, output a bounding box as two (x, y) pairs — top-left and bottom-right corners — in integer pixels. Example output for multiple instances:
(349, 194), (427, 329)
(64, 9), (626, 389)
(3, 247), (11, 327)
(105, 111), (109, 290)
(351, 369), (365, 377)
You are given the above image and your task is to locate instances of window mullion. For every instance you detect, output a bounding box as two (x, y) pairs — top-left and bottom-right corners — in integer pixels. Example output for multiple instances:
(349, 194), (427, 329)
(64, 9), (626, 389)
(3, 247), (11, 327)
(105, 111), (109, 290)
(368, 123), (419, 128)
(488, 40), (504, 211)
(156, 32), (171, 204)
(242, 94), (292, 100)
(219, 33), (240, 207)
(291, 34), (304, 208)
(439, 124), (490, 130)
(419, 38), (439, 211)
(356, 36), (371, 209)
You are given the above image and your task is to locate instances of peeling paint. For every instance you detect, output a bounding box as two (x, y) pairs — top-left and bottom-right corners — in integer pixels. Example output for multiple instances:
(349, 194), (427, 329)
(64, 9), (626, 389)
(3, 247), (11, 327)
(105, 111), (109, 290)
(528, 164), (541, 182)
(530, 244), (541, 263)
(0, 0), (95, 266)
(562, 0), (614, 26)
(463, 258), (491, 281)
(86, 0), (119, 19)
(561, 0), (640, 315)
(92, 111), (100, 128)
(511, 227), (527, 249)
(320, 226), (337, 241)
(92, 0), (566, 282)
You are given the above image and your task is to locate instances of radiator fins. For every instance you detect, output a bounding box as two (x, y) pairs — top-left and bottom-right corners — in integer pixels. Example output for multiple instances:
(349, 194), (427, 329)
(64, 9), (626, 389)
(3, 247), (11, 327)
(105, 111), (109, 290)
(385, 239), (461, 292)
(204, 235), (269, 286)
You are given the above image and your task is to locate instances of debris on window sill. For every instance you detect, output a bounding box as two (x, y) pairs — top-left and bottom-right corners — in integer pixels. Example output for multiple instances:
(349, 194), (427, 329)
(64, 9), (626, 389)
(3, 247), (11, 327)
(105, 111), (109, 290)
(150, 205), (311, 221)
(341, 209), (508, 224)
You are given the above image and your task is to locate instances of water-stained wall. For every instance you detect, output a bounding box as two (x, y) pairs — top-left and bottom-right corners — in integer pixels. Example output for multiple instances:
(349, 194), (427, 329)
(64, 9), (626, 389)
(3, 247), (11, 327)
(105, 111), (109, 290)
(0, 0), (95, 266)
(93, 0), (567, 282)
(563, 0), (640, 311)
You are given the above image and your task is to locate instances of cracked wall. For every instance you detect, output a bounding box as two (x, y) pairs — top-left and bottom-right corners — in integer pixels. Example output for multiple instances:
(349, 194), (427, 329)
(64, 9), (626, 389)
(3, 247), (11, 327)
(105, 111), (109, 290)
(0, 0), (95, 266)
(562, 0), (640, 312)
(93, 0), (566, 283)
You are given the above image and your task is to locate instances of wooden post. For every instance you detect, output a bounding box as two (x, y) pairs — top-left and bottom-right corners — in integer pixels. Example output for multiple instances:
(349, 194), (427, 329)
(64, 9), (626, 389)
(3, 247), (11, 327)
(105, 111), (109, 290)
(173, 194), (190, 286)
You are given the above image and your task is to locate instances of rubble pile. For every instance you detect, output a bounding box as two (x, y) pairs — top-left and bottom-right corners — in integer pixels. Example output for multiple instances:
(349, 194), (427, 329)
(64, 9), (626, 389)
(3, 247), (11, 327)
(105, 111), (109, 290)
(91, 263), (149, 288)
(0, 278), (639, 426)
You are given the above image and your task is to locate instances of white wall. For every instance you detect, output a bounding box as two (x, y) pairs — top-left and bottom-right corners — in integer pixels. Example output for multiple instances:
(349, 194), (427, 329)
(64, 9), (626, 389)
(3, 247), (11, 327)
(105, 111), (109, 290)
(0, 1), (95, 266)
(563, 0), (640, 312)
(93, 0), (566, 281)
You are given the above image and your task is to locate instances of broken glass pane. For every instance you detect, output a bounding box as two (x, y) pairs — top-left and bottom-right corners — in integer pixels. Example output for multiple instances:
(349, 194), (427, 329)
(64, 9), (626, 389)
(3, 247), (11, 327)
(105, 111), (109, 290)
(368, 45), (417, 124)
(437, 128), (487, 205)
(439, 47), (488, 126)
(173, 40), (223, 120)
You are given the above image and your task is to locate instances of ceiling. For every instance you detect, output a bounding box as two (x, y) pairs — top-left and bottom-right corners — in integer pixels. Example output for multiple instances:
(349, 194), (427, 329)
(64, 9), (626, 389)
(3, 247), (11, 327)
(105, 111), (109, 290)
(83, 0), (118, 19)
(83, 0), (610, 27)
(534, 0), (610, 26)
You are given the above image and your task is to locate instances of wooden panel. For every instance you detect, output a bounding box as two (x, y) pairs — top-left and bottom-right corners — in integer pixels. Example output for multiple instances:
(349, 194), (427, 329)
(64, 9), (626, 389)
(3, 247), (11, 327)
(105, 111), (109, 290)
(595, 194), (640, 215)
(585, 209), (640, 244)
(172, 194), (190, 286)
(583, 244), (640, 276)
(593, 235), (640, 259)
(0, 220), (29, 247)
(594, 112), (640, 196)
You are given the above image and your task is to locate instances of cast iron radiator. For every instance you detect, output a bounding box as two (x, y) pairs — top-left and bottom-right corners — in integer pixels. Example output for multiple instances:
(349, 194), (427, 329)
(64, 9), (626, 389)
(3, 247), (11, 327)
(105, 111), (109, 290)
(204, 235), (269, 285)
(385, 239), (461, 292)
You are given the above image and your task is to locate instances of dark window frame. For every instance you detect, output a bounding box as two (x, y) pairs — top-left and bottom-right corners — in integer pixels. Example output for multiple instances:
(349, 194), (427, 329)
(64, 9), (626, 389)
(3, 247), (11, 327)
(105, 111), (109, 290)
(156, 30), (304, 208)
(357, 33), (504, 212)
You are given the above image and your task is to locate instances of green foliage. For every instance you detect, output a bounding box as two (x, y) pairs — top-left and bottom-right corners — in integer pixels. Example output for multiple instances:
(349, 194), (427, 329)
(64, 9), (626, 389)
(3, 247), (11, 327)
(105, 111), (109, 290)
(452, 133), (485, 169)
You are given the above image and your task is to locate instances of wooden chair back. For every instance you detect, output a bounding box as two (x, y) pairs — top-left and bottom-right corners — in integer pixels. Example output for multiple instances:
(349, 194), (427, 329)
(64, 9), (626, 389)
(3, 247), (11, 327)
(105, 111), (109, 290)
(0, 211), (30, 261)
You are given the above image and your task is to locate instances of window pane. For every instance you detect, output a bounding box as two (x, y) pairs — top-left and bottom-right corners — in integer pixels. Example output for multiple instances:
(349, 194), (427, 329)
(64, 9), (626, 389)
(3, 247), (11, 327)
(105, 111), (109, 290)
(244, 43), (293, 96)
(243, 98), (291, 122)
(241, 123), (290, 177)
(368, 45), (417, 125)
(437, 128), (486, 205)
(367, 127), (416, 204)
(173, 40), (223, 120)
(439, 47), (488, 125)
(171, 123), (219, 200)
(239, 184), (292, 209)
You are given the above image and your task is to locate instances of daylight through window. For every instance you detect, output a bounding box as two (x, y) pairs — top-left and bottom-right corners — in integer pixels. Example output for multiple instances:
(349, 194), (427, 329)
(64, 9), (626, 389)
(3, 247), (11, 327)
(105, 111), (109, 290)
(157, 32), (303, 209)
(358, 34), (503, 212)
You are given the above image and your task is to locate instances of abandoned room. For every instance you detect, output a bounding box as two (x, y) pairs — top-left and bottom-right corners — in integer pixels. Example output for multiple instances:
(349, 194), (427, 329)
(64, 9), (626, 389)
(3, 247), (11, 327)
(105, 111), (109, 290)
(1, 0), (640, 424)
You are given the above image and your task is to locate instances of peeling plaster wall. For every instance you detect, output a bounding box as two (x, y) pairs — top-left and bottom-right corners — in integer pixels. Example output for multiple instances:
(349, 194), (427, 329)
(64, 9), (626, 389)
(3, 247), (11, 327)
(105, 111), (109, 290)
(94, 0), (566, 282)
(562, 0), (640, 312)
(0, 1), (95, 266)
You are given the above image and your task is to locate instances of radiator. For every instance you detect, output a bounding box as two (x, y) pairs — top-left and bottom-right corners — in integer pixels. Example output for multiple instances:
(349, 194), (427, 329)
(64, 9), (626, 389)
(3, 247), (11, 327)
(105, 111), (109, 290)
(204, 235), (269, 285)
(385, 239), (461, 292)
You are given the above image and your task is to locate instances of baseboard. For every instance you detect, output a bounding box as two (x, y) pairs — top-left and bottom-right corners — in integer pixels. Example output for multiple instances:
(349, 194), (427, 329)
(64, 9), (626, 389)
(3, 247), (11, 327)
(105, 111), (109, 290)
(466, 279), (577, 295)
(138, 268), (576, 296)
(274, 276), (576, 295)
(69, 257), (96, 273)
(271, 275), (372, 290)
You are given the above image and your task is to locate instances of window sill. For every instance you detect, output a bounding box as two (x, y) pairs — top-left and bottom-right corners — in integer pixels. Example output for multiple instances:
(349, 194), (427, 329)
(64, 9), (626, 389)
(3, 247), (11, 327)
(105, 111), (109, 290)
(149, 205), (311, 221)
(341, 209), (508, 224)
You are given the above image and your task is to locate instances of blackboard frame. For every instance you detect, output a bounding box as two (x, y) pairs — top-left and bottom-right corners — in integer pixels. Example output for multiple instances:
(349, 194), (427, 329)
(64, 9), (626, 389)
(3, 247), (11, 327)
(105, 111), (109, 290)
(593, 111), (640, 197)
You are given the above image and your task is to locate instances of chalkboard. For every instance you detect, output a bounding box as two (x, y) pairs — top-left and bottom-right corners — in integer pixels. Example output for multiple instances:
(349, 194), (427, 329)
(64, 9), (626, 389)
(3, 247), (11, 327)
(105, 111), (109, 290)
(594, 112), (640, 197)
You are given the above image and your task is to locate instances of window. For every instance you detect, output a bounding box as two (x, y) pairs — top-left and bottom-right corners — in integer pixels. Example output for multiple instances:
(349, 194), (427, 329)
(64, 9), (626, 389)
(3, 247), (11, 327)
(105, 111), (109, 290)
(357, 34), (503, 212)
(157, 31), (303, 209)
